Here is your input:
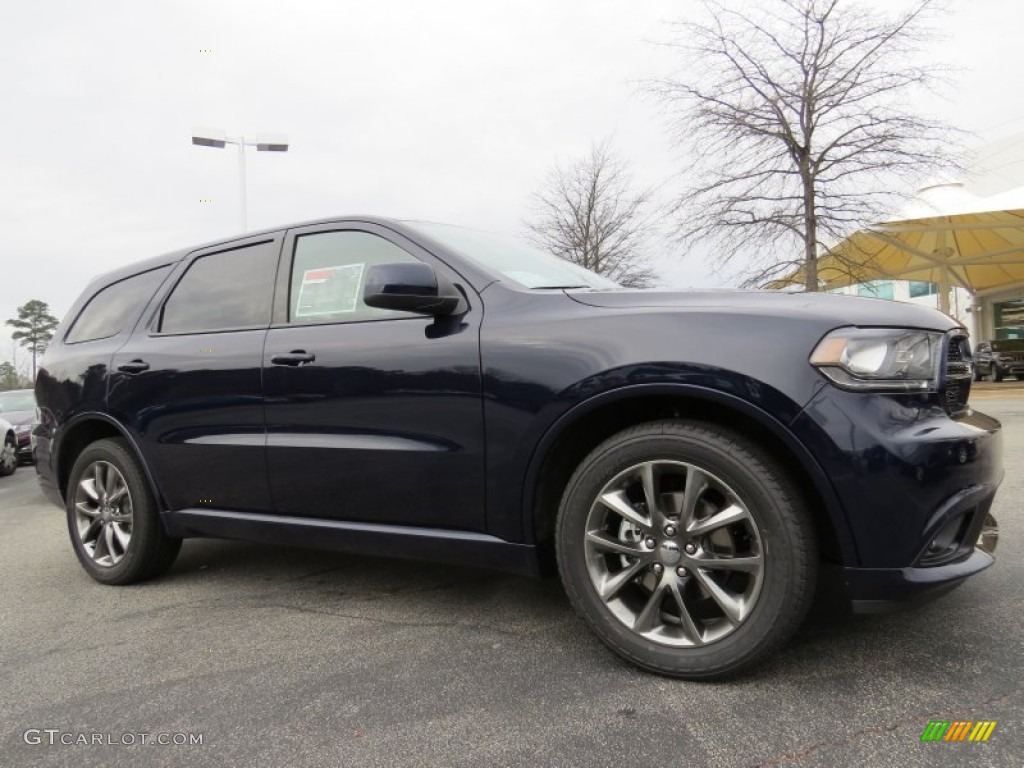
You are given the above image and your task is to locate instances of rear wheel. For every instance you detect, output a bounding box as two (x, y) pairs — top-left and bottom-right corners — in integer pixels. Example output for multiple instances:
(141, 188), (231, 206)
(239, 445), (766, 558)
(556, 420), (817, 679)
(0, 434), (16, 476)
(66, 438), (181, 585)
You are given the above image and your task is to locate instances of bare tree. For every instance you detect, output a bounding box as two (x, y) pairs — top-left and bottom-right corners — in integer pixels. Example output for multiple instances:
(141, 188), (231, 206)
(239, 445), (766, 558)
(652, 0), (956, 289)
(526, 142), (657, 288)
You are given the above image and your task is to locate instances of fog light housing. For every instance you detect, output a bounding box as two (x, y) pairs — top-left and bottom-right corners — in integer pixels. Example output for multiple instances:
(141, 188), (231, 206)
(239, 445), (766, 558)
(978, 513), (999, 555)
(918, 512), (972, 566)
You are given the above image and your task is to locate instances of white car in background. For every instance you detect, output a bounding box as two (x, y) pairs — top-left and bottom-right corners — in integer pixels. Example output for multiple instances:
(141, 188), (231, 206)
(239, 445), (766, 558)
(0, 389), (37, 463)
(0, 416), (16, 477)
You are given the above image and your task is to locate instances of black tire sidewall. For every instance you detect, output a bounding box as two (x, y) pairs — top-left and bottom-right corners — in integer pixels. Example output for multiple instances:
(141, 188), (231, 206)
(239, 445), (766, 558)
(556, 422), (815, 678)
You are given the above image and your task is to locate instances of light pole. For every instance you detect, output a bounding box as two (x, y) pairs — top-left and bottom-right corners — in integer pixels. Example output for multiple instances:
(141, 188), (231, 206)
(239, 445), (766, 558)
(191, 127), (289, 232)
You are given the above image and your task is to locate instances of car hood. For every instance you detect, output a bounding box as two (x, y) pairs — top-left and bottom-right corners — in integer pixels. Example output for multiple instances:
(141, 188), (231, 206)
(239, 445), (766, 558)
(565, 289), (962, 332)
(0, 409), (35, 427)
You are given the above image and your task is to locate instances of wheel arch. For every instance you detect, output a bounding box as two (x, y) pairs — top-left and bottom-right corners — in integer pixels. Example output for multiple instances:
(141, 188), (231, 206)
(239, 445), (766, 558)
(55, 413), (167, 512)
(524, 384), (857, 571)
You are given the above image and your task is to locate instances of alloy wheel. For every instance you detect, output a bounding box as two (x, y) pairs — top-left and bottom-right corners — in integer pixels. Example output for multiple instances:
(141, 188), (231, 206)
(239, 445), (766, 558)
(0, 438), (15, 472)
(73, 460), (134, 567)
(584, 460), (764, 647)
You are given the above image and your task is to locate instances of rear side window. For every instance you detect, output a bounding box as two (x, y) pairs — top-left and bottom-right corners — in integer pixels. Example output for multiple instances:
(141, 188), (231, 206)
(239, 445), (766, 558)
(160, 241), (278, 334)
(66, 266), (171, 344)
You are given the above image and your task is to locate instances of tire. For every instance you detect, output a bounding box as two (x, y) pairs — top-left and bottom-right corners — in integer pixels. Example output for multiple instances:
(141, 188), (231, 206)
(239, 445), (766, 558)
(992, 364), (1003, 382)
(66, 438), (181, 585)
(973, 365), (983, 382)
(556, 420), (817, 679)
(0, 433), (16, 476)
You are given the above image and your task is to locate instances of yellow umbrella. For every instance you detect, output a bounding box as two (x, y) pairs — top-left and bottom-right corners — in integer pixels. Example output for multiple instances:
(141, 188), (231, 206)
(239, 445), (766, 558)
(771, 207), (1024, 313)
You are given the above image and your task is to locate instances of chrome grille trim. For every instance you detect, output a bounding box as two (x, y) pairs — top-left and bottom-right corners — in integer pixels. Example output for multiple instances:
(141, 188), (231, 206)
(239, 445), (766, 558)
(944, 332), (971, 412)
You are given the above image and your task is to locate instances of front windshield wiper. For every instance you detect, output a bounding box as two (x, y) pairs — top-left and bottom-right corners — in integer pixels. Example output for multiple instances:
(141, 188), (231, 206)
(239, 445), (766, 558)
(532, 285), (592, 290)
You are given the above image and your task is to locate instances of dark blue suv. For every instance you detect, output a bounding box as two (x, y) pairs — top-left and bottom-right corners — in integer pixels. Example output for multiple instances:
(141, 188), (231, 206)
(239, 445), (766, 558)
(34, 217), (1002, 678)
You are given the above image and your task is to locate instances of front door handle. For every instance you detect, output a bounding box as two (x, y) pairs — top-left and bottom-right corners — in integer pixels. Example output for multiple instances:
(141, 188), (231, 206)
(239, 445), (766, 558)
(270, 350), (316, 366)
(117, 360), (150, 374)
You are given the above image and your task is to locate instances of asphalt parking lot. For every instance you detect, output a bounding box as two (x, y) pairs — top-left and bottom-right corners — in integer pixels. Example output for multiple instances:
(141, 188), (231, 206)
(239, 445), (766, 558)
(2, 393), (1022, 768)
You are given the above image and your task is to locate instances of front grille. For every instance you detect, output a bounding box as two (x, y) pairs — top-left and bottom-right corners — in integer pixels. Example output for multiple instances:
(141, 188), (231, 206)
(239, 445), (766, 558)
(947, 338), (965, 362)
(945, 380), (966, 410)
(944, 333), (971, 412)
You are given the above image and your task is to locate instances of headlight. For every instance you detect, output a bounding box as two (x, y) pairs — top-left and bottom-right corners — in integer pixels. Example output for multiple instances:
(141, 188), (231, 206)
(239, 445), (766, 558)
(14, 423), (32, 436)
(810, 327), (944, 391)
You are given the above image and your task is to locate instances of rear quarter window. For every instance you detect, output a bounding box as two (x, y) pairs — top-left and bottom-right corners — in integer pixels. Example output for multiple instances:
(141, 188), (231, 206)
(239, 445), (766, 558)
(65, 266), (171, 344)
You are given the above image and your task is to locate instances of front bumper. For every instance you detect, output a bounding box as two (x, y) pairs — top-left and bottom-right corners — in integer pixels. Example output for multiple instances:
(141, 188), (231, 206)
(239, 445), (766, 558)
(845, 544), (996, 614)
(793, 387), (1002, 609)
(16, 432), (33, 462)
(816, 511), (998, 614)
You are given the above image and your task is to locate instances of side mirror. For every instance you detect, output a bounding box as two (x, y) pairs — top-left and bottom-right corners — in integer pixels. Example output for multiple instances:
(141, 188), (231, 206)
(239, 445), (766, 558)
(363, 262), (464, 316)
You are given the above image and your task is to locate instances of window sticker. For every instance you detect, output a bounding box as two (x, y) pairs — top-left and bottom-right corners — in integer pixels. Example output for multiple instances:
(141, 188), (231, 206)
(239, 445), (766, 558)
(295, 263), (365, 316)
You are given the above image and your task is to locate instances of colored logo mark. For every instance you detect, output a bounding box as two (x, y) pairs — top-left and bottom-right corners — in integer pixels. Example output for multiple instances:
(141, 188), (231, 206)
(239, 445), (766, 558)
(920, 720), (997, 742)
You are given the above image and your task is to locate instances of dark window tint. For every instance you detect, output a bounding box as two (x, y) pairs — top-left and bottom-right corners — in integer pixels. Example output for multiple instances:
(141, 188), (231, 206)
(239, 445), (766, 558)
(289, 231), (419, 324)
(160, 241), (278, 334)
(66, 266), (171, 343)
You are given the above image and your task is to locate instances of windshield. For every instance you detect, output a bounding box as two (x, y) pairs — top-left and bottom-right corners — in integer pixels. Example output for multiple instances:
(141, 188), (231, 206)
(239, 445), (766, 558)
(992, 340), (1024, 352)
(408, 222), (620, 290)
(0, 390), (35, 413)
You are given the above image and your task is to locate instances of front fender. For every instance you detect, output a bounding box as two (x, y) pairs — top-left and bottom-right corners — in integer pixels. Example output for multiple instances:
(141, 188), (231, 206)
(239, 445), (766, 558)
(513, 374), (858, 567)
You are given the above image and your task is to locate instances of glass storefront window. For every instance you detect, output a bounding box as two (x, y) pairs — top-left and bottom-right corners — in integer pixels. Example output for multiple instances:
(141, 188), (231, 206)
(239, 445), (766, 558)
(856, 280), (895, 300)
(994, 297), (1024, 340)
(909, 281), (937, 298)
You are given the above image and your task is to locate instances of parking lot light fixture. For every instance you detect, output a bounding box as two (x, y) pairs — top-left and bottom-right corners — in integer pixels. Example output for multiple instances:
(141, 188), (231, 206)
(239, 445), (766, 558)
(190, 126), (289, 232)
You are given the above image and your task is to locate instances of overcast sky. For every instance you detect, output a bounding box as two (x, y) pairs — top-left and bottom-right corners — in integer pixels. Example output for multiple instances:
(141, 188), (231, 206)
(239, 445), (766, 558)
(2, 0), (1023, 373)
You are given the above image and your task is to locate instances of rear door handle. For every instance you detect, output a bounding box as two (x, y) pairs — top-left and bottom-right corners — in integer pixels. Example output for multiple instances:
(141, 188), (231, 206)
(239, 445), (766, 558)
(270, 350), (316, 366)
(117, 360), (150, 374)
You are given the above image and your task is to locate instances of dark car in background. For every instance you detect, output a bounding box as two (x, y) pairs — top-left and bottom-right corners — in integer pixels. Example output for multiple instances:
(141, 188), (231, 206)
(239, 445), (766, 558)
(973, 339), (1024, 382)
(0, 389), (36, 464)
(33, 217), (1002, 679)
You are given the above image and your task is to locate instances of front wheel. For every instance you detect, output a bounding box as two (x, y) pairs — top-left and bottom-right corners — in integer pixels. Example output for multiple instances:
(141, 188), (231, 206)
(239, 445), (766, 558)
(0, 434), (16, 476)
(66, 438), (181, 585)
(993, 364), (1004, 382)
(556, 420), (817, 679)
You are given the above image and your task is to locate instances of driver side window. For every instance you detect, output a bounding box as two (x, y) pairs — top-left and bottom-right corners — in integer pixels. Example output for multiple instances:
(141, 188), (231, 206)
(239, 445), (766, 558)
(289, 231), (420, 325)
